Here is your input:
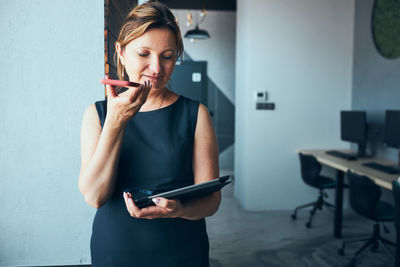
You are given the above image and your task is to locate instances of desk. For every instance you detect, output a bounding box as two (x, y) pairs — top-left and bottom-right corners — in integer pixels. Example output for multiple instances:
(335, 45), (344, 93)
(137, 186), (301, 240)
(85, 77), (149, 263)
(297, 149), (399, 238)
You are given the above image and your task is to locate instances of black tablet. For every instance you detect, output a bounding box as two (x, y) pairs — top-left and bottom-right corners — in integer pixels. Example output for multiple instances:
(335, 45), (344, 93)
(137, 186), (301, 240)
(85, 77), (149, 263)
(132, 175), (231, 208)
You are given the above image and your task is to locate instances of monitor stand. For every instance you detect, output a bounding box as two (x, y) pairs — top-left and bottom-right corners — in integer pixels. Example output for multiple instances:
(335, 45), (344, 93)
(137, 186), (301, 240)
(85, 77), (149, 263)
(397, 148), (400, 170)
(357, 142), (366, 158)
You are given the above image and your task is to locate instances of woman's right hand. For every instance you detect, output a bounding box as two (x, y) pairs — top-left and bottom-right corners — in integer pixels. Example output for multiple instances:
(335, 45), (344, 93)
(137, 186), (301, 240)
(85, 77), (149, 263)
(105, 79), (152, 128)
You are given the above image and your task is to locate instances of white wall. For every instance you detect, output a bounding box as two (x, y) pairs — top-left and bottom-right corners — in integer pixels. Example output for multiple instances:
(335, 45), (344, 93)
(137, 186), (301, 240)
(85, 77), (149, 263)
(0, 1), (103, 265)
(234, 0), (355, 210)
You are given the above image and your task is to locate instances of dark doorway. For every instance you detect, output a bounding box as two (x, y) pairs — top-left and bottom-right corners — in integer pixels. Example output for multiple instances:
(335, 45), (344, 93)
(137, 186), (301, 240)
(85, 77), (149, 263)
(104, 0), (138, 96)
(170, 61), (208, 107)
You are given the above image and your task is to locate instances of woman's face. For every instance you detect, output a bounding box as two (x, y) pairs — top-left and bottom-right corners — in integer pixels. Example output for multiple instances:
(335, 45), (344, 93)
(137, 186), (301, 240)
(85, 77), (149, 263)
(117, 28), (178, 90)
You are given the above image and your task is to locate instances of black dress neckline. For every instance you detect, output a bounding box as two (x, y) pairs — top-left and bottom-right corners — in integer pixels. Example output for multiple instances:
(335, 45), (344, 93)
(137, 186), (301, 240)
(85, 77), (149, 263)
(138, 95), (182, 114)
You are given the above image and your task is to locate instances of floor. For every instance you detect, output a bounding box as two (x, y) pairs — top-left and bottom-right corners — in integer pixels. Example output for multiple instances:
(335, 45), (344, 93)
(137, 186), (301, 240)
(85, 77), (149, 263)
(206, 179), (397, 267)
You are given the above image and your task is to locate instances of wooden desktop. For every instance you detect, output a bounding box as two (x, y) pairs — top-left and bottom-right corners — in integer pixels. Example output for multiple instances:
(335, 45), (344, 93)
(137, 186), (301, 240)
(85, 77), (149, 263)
(297, 149), (399, 238)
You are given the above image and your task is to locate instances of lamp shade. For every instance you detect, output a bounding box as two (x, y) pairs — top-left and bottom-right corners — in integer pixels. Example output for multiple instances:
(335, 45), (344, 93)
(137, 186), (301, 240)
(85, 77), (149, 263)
(184, 26), (210, 40)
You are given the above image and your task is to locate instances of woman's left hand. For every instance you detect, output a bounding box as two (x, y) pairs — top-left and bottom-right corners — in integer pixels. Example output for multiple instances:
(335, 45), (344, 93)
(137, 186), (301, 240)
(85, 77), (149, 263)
(123, 192), (183, 219)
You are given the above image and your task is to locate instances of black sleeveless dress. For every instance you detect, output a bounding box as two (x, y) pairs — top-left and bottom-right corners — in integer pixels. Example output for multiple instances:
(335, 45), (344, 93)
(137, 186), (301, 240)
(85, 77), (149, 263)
(91, 96), (209, 267)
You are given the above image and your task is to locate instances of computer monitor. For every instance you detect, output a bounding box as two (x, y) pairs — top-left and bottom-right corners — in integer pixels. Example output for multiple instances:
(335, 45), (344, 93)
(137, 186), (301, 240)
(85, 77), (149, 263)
(385, 110), (400, 149)
(340, 111), (367, 157)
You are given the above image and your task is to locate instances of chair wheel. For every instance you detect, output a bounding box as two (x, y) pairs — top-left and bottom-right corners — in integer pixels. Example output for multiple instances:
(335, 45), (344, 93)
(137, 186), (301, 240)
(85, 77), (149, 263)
(291, 214), (297, 220)
(305, 222), (311, 228)
(337, 248), (345, 256)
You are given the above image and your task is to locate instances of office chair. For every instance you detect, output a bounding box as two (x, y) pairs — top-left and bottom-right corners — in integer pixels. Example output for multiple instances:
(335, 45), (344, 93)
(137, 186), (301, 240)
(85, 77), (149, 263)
(337, 171), (395, 267)
(392, 180), (400, 267)
(291, 153), (336, 228)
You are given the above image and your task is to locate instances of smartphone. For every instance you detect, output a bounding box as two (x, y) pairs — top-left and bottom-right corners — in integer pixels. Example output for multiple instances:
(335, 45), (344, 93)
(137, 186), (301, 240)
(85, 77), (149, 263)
(100, 78), (141, 88)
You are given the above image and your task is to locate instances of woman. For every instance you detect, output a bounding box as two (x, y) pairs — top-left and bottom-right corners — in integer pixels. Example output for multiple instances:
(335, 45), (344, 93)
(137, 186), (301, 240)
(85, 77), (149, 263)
(79, 2), (220, 266)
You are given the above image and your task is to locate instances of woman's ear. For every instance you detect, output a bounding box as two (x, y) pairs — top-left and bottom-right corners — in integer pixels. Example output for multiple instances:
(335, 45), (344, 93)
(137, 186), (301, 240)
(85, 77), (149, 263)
(116, 42), (125, 65)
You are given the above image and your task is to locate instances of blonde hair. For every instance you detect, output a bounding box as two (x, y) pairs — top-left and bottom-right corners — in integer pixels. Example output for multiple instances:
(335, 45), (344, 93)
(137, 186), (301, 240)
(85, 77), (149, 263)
(115, 2), (184, 80)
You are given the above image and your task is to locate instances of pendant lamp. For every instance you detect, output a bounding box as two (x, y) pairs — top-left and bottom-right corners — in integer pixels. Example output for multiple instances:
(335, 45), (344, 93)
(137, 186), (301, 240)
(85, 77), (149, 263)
(184, 9), (210, 41)
(184, 26), (210, 40)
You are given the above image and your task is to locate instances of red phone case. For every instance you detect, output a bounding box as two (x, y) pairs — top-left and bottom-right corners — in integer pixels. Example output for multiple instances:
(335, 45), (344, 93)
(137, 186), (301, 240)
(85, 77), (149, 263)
(100, 78), (141, 87)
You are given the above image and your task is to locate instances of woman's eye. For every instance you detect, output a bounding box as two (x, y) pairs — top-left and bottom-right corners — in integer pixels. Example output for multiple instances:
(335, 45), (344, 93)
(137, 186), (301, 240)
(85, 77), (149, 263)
(163, 55), (173, 60)
(138, 53), (149, 57)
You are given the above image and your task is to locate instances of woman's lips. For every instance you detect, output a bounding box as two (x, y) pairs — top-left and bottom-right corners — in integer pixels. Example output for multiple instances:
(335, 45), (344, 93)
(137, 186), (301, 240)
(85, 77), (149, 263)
(143, 75), (162, 81)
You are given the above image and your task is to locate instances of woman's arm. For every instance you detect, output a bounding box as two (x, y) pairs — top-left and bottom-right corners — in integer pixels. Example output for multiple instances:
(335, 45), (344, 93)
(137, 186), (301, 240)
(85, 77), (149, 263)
(79, 82), (151, 208)
(178, 103), (220, 220)
(78, 104), (126, 208)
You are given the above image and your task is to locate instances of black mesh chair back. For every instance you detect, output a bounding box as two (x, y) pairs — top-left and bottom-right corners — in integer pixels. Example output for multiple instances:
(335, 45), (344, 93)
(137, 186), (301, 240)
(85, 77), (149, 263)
(299, 153), (322, 188)
(292, 153), (335, 228)
(392, 180), (400, 267)
(347, 171), (381, 220)
(338, 171), (396, 266)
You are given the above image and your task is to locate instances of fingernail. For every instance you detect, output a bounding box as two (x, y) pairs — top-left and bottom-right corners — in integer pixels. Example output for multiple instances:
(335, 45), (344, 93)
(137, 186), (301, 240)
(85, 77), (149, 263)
(152, 198), (160, 204)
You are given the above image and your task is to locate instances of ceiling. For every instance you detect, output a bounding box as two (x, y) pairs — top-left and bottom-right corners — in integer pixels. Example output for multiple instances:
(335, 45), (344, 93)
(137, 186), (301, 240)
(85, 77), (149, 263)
(158, 0), (236, 11)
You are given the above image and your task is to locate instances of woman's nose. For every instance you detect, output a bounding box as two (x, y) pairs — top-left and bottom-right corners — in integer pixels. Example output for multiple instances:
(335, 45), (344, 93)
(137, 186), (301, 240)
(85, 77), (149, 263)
(149, 56), (161, 73)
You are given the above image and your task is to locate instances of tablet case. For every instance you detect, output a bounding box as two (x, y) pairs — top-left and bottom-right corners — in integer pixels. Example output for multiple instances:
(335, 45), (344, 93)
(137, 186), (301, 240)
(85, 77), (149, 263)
(127, 175), (231, 208)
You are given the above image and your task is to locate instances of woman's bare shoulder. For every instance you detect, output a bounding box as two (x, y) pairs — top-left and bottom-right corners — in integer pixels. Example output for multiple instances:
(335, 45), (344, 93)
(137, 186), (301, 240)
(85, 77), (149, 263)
(83, 104), (97, 117)
(82, 104), (101, 126)
(197, 103), (211, 119)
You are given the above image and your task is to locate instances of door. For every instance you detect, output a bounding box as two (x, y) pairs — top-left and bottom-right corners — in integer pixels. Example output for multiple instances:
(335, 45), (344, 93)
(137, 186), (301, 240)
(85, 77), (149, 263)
(170, 61), (208, 107)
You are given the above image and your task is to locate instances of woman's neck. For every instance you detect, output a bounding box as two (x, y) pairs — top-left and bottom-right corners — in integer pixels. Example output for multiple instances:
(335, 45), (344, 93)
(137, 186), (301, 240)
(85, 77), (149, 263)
(140, 87), (170, 111)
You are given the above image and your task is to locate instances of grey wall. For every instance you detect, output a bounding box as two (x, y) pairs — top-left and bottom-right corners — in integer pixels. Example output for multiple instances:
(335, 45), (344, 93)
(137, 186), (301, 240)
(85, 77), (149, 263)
(352, 0), (400, 161)
(352, 0), (400, 203)
(234, 0), (355, 211)
(0, 1), (103, 265)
